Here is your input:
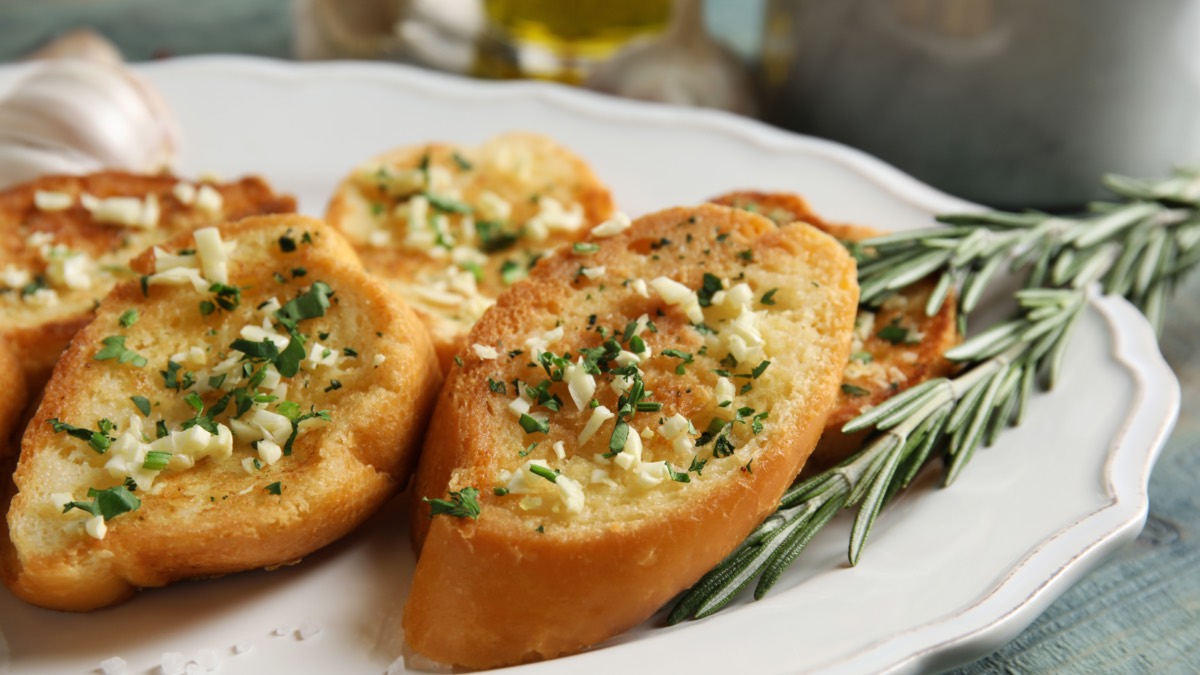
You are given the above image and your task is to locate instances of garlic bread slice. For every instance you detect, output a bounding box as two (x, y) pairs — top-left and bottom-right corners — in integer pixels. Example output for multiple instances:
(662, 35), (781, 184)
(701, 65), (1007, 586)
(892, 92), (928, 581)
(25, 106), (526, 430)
(325, 132), (615, 371)
(404, 204), (858, 668)
(0, 171), (296, 390)
(1, 215), (440, 611)
(710, 190), (960, 468)
(0, 338), (27, 451)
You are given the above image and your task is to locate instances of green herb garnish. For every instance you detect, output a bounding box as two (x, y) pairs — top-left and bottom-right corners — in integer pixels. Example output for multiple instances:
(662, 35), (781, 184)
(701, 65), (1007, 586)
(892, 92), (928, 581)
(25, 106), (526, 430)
(94, 336), (147, 367)
(424, 486), (481, 519)
(63, 485), (141, 521)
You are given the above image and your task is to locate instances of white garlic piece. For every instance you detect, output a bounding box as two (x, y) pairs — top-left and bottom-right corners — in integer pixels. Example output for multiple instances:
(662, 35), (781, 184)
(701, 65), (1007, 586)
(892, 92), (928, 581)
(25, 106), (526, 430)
(0, 39), (178, 189)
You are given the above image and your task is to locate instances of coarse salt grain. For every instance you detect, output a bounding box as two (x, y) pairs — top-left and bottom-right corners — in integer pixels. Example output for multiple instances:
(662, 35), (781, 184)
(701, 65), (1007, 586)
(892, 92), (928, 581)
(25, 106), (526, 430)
(185, 663), (203, 675)
(232, 641), (253, 655)
(387, 657), (406, 675)
(273, 625), (291, 637)
(99, 656), (127, 675)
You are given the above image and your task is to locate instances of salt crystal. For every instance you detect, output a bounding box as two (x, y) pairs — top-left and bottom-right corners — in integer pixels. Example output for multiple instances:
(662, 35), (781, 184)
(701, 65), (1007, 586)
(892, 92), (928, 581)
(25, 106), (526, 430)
(232, 641), (253, 655)
(273, 625), (291, 637)
(185, 663), (203, 675)
(194, 647), (219, 671)
(297, 620), (322, 641)
(161, 651), (187, 675)
(99, 656), (128, 675)
(386, 656), (406, 674)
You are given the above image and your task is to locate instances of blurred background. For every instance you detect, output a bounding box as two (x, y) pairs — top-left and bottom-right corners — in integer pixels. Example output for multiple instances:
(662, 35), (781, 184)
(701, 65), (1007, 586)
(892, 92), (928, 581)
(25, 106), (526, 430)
(2, 0), (1198, 210)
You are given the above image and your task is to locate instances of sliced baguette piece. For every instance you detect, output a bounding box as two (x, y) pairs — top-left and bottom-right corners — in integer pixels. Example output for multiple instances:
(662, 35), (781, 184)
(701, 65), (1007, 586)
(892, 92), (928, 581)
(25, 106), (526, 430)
(404, 204), (858, 668)
(0, 338), (28, 450)
(710, 190), (960, 469)
(325, 132), (616, 371)
(1, 214), (441, 611)
(0, 171), (296, 391)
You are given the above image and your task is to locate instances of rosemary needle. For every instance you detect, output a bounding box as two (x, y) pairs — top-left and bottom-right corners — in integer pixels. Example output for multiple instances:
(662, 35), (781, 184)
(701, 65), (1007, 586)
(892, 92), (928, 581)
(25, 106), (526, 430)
(670, 168), (1200, 623)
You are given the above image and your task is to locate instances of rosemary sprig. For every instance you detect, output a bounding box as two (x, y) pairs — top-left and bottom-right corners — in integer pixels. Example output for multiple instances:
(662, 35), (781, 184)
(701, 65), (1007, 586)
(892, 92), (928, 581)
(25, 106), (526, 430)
(670, 169), (1200, 623)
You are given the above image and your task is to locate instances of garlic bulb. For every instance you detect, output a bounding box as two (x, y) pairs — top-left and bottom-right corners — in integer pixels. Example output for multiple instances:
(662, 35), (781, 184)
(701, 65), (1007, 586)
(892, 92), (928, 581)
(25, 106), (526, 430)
(584, 0), (756, 116)
(0, 43), (178, 189)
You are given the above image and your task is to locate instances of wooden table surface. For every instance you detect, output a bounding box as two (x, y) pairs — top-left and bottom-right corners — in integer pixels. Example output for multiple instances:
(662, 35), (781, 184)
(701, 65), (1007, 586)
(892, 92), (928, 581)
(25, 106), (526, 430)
(1, 2), (1197, 673)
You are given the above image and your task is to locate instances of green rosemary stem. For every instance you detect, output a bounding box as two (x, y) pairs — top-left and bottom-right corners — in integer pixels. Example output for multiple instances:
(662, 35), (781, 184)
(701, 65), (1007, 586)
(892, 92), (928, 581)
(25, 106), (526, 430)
(670, 169), (1200, 624)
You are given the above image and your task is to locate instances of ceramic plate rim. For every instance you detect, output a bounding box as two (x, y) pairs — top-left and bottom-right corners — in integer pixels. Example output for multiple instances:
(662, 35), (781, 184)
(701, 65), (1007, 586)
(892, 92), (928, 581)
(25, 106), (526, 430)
(0, 55), (1182, 675)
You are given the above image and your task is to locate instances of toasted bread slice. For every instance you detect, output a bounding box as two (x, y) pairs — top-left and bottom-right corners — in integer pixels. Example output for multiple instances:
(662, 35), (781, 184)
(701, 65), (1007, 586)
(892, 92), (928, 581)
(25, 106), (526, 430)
(709, 190), (960, 469)
(403, 204), (858, 668)
(325, 132), (615, 371)
(0, 171), (296, 391)
(1, 214), (441, 611)
(0, 338), (28, 450)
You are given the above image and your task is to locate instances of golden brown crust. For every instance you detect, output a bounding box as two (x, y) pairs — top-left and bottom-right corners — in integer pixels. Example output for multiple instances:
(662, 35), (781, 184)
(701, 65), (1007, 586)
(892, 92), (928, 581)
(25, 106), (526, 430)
(325, 132), (615, 372)
(2, 215), (441, 611)
(0, 338), (28, 456)
(403, 204), (859, 668)
(0, 171), (296, 391)
(710, 191), (961, 470)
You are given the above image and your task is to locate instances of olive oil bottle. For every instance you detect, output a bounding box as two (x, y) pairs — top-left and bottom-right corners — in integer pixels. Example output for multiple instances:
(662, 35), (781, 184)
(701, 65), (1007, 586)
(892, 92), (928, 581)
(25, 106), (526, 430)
(474, 0), (673, 84)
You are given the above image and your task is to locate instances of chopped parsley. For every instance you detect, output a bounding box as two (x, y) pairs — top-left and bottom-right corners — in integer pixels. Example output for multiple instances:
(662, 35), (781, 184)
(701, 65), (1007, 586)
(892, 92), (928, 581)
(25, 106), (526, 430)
(160, 360), (186, 391)
(476, 221), (519, 253)
(666, 464), (691, 483)
(63, 485), (141, 521)
(130, 395), (152, 416)
(493, 487), (509, 496)
(119, 309), (138, 327)
(751, 360), (771, 378)
(500, 260), (524, 285)
(487, 378), (507, 395)
(842, 383), (871, 397)
(761, 288), (778, 305)
(199, 300), (216, 316)
(48, 418), (112, 453)
(528, 464), (558, 483)
(324, 380), (342, 393)
(279, 235), (296, 253)
(518, 414), (549, 434)
(94, 335), (147, 367)
(697, 273), (723, 307)
(265, 482), (282, 495)
(850, 351), (873, 363)
(424, 487), (481, 519)
(876, 317), (910, 344)
(573, 242), (600, 255)
(20, 276), (48, 298)
(452, 151), (473, 171)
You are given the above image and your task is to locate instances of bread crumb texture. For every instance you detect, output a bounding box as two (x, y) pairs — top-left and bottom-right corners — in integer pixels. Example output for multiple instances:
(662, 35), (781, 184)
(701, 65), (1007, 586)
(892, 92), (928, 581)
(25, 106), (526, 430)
(404, 204), (858, 668)
(325, 132), (615, 370)
(0, 171), (296, 389)
(709, 190), (960, 469)
(1, 214), (440, 611)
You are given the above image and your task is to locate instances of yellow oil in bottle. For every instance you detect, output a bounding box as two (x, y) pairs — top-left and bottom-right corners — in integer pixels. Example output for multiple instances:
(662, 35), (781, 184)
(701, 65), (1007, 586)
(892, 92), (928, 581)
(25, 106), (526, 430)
(474, 0), (673, 84)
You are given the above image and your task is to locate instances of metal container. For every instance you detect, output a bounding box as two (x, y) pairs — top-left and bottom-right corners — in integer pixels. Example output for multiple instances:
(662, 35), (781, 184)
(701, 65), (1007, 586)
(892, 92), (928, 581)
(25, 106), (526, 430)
(760, 0), (1200, 209)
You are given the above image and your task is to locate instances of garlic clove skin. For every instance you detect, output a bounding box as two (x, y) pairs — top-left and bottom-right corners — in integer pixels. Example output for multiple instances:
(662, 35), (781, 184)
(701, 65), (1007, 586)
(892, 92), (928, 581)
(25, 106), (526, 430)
(0, 56), (179, 189)
(0, 141), (105, 189)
